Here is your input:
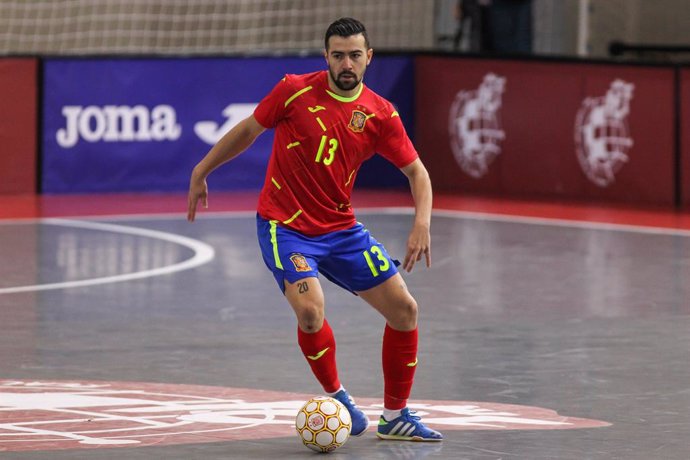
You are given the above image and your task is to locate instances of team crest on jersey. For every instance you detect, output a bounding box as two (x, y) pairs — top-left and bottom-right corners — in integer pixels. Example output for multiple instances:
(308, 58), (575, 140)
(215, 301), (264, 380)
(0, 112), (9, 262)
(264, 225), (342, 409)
(348, 110), (369, 133)
(290, 254), (312, 272)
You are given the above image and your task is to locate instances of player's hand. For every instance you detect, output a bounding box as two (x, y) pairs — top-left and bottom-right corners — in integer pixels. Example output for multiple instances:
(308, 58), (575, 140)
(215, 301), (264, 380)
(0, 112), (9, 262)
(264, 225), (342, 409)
(187, 175), (209, 222)
(403, 223), (431, 272)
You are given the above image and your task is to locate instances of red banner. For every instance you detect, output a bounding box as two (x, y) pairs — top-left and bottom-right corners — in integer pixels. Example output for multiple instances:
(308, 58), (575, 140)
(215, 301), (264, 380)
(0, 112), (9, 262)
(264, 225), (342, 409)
(415, 56), (675, 206)
(0, 58), (37, 194)
(682, 69), (690, 207)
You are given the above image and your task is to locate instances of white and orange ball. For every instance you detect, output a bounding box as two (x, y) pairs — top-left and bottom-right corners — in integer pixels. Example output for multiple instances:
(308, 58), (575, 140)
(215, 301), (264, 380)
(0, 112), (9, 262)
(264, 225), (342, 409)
(295, 396), (352, 452)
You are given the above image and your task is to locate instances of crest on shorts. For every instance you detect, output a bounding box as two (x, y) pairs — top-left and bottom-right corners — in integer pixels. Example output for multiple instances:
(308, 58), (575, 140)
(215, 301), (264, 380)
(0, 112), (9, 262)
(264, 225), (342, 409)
(348, 110), (369, 133)
(290, 254), (312, 272)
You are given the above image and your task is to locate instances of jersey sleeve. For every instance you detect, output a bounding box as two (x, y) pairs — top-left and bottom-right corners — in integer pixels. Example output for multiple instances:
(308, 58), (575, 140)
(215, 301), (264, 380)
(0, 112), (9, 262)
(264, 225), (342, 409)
(375, 108), (419, 169)
(253, 75), (293, 129)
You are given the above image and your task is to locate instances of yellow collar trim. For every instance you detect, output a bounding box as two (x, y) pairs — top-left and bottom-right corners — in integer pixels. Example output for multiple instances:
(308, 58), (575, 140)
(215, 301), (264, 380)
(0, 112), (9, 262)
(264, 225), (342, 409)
(326, 83), (364, 103)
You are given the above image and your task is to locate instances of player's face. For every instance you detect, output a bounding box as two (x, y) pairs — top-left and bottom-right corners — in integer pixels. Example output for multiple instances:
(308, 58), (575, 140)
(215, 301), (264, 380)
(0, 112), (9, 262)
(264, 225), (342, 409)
(325, 34), (372, 93)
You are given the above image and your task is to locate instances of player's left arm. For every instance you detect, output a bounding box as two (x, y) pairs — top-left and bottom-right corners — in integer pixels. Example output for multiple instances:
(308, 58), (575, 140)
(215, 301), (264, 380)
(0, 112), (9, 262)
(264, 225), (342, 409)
(400, 158), (433, 272)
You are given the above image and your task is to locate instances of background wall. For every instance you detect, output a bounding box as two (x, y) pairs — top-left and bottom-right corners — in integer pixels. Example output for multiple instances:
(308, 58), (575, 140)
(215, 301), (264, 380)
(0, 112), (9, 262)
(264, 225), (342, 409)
(437, 0), (690, 58)
(40, 56), (414, 193)
(415, 55), (676, 206)
(2, 0), (689, 58)
(0, 59), (37, 194)
(682, 69), (690, 208)
(0, 0), (435, 55)
(0, 1), (688, 206)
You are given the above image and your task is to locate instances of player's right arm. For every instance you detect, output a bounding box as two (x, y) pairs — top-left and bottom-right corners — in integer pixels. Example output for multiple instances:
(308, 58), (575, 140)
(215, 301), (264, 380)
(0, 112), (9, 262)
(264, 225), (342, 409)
(187, 114), (266, 222)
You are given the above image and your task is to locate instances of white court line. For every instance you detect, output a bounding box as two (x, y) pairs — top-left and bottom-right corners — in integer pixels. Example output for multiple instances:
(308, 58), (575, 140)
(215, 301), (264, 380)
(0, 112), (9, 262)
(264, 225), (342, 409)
(427, 208), (690, 237)
(0, 218), (215, 295)
(1, 208), (687, 295)
(190, 207), (690, 237)
(3, 207), (689, 237)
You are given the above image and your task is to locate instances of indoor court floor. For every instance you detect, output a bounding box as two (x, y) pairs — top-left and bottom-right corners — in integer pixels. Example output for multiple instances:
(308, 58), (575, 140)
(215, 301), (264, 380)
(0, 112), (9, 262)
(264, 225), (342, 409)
(1, 190), (688, 459)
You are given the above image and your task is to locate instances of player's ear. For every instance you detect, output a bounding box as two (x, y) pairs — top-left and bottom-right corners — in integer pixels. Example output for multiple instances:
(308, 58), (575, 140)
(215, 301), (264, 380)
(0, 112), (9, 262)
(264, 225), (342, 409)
(323, 48), (328, 63)
(366, 48), (373, 65)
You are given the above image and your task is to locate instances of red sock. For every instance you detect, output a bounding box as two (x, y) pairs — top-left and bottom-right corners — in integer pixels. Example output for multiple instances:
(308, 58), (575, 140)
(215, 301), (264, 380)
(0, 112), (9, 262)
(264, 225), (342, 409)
(297, 319), (340, 393)
(382, 324), (418, 410)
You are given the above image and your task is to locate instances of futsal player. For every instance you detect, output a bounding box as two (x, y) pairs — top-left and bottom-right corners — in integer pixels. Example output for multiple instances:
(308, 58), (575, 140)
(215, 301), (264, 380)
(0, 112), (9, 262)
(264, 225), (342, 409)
(188, 17), (442, 442)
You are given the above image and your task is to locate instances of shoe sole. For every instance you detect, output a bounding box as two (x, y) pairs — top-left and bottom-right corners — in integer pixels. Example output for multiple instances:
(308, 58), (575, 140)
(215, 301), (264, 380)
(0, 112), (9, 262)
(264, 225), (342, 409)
(376, 432), (443, 442)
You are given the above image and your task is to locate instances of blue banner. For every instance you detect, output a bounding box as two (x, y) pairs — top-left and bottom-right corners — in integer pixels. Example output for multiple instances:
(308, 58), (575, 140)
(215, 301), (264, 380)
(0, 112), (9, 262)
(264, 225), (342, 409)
(42, 56), (414, 193)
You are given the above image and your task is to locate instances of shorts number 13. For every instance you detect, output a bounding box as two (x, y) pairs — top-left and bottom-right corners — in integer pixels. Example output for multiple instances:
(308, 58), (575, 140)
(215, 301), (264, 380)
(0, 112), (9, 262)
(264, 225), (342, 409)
(363, 246), (390, 277)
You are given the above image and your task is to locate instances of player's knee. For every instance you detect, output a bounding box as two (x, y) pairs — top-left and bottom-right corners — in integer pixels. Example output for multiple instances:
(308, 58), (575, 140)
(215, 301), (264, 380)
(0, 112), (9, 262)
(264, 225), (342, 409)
(392, 296), (418, 330)
(296, 303), (324, 333)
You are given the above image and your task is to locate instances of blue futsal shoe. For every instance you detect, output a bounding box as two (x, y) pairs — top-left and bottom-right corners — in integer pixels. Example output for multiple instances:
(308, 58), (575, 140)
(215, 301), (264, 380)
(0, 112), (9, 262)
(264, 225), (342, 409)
(376, 408), (443, 442)
(333, 389), (370, 436)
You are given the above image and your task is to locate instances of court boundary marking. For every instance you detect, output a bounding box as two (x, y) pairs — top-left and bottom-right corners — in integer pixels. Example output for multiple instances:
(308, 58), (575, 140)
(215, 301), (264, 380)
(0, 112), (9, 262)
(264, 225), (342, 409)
(22, 207), (689, 237)
(111, 208), (690, 237)
(0, 218), (215, 295)
(1, 207), (687, 295)
(428, 208), (690, 237)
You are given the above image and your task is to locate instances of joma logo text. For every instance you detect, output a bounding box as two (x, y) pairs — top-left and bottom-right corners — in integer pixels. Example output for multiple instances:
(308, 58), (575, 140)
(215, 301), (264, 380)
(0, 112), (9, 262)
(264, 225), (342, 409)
(56, 105), (182, 148)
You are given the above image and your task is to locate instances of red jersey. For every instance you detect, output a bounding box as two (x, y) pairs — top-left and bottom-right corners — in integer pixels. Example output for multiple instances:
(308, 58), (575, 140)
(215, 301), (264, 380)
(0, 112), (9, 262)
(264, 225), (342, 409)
(253, 70), (418, 235)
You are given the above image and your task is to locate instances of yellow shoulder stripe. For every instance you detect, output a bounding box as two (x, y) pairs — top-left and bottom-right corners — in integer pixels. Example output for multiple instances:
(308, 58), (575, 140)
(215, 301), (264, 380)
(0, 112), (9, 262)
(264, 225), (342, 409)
(284, 86), (313, 107)
(391, 110), (399, 118)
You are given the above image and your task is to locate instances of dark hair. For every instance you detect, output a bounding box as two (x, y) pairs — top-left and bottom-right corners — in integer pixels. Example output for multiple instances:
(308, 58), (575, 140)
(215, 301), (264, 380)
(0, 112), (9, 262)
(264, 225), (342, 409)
(324, 17), (370, 50)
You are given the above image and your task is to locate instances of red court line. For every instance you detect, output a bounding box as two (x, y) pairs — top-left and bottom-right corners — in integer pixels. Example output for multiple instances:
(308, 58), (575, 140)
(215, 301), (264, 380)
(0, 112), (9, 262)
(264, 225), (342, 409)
(2, 191), (690, 230)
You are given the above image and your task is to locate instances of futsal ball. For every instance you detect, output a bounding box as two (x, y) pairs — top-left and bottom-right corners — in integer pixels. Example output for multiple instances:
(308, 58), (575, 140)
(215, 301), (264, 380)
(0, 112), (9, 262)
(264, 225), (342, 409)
(295, 396), (352, 452)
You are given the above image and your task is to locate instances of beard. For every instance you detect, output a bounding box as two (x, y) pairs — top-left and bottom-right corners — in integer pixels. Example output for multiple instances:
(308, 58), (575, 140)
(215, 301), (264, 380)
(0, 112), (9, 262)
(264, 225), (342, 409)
(329, 68), (362, 91)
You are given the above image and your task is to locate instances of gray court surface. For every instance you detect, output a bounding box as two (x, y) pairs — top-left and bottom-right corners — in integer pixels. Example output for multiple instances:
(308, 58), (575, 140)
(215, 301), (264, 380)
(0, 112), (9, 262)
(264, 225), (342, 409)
(1, 210), (689, 459)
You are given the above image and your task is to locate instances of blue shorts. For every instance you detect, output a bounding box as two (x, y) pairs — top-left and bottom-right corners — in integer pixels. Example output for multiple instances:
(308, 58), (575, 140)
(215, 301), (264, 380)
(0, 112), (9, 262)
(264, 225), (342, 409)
(256, 215), (400, 294)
